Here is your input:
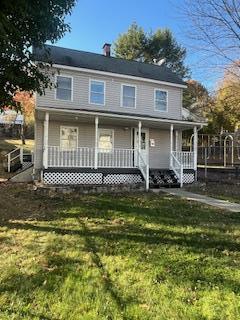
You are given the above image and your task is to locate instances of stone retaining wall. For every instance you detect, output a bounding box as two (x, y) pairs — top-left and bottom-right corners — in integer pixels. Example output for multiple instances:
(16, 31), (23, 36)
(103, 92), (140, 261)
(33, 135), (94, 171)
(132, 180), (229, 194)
(33, 182), (145, 197)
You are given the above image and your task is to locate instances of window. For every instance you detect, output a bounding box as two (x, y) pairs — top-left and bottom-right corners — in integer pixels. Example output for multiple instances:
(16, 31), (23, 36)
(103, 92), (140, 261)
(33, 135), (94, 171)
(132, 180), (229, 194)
(155, 89), (167, 111)
(56, 76), (72, 101)
(122, 85), (136, 108)
(60, 126), (78, 150)
(90, 80), (105, 105)
(98, 129), (114, 152)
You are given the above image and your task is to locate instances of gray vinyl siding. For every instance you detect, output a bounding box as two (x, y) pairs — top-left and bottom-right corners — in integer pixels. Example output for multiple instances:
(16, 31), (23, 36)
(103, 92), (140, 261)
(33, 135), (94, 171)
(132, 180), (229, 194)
(37, 68), (182, 120)
(149, 129), (170, 168)
(34, 119), (132, 169)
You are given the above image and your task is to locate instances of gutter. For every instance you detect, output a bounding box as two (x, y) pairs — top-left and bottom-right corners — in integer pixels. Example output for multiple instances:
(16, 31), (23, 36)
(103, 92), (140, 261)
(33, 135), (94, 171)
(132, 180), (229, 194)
(36, 106), (207, 127)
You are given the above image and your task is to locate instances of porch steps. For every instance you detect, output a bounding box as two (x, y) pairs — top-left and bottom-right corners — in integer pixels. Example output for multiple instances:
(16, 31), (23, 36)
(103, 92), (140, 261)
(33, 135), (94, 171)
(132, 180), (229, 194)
(149, 169), (180, 188)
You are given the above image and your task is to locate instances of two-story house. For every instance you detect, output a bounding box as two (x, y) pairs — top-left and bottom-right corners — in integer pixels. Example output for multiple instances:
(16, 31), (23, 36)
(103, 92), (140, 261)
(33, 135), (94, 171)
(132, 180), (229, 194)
(33, 44), (205, 190)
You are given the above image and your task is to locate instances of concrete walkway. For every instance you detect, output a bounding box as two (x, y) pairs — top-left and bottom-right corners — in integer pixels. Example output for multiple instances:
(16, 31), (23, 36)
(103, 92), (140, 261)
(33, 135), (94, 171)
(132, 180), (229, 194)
(153, 188), (240, 213)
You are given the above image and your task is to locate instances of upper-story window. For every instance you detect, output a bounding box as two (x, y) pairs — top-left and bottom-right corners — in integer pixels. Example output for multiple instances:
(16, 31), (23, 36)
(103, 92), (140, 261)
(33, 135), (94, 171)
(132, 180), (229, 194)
(122, 84), (136, 108)
(90, 80), (105, 105)
(56, 75), (72, 101)
(154, 89), (168, 112)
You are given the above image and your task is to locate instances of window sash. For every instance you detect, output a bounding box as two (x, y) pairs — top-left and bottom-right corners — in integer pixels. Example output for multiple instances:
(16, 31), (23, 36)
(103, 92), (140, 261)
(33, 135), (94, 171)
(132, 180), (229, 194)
(155, 90), (167, 111)
(98, 129), (114, 152)
(56, 76), (72, 101)
(90, 80), (104, 105)
(60, 127), (78, 150)
(122, 85), (136, 108)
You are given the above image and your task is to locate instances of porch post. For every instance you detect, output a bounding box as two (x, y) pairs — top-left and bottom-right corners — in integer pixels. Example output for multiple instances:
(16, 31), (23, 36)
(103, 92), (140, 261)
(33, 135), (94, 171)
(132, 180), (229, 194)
(175, 130), (179, 151)
(43, 112), (49, 169)
(138, 121), (142, 165)
(170, 124), (173, 166)
(94, 116), (99, 169)
(193, 126), (198, 172)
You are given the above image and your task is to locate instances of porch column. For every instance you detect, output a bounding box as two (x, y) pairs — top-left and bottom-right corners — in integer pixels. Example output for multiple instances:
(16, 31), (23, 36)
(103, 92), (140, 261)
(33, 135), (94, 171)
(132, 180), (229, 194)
(138, 121), (142, 165)
(170, 124), (173, 166)
(175, 130), (179, 151)
(94, 116), (99, 169)
(43, 112), (49, 169)
(193, 126), (198, 171)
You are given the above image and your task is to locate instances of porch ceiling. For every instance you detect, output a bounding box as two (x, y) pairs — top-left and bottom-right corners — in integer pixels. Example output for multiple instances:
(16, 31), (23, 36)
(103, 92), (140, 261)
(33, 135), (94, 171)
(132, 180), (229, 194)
(36, 107), (203, 130)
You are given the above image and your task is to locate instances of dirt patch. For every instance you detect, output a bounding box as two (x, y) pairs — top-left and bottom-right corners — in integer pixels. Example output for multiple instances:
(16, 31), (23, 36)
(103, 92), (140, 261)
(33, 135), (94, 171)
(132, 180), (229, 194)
(0, 182), (60, 223)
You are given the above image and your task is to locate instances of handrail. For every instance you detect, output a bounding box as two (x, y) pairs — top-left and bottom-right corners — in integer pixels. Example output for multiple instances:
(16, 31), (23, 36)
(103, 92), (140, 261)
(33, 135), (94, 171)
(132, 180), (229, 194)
(137, 150), (149, 191)
(170, 152), (183, 187)
(171, 151), (194, 169)
(5, 147), (23, 172)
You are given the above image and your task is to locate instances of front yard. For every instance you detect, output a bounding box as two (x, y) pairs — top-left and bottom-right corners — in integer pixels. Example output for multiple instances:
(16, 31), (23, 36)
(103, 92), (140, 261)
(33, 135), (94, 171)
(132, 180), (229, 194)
(0, 183), (240, 319)
(184, 181), (240, 204)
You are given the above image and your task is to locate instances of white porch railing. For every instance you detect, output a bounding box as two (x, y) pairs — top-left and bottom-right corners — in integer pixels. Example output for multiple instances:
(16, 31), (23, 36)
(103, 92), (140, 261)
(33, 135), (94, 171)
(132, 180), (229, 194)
(48, 146), (95, 168)
(98, 148), (134, 168)
(170, 152), (183, 187)
(171, 151), (195, 169)
(48, 146), (135, 168)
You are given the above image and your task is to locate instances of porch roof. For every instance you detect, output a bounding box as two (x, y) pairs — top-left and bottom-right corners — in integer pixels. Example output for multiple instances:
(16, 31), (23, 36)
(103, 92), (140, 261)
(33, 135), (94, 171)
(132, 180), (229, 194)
(36, 106), (206, 130)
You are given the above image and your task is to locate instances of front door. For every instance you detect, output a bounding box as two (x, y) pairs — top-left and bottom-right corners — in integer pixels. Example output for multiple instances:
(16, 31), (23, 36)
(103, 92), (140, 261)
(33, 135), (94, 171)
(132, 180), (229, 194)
(134, 129), (149, 165)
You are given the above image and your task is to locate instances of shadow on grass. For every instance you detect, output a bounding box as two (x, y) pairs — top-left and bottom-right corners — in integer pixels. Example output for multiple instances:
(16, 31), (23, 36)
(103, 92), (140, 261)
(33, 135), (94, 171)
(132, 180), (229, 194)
(1, 191), (240, 313)
(0, 242), (84, 319)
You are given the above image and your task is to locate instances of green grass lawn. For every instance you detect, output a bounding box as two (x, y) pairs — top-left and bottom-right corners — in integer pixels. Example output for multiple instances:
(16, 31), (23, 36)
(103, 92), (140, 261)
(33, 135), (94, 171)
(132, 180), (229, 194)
(0, 184), (240, 319)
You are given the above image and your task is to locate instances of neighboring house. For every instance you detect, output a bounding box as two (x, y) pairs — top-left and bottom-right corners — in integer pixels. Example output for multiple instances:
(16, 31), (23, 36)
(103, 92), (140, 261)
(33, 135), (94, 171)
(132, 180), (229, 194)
(33, 43), (205, 190)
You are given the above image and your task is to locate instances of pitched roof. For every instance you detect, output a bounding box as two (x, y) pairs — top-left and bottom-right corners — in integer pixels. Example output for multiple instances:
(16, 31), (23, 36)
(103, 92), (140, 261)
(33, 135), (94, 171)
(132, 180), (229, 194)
(33, 45), (186, 87)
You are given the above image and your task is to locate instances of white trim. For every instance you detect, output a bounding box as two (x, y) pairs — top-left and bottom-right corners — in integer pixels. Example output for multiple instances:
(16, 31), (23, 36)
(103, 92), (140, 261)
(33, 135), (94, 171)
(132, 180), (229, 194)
(154, 88), (168, 112)
(52, 63), (187, 89)
(36, 106), (206, 127)
(55, 74), (73, 102)
(60, 125), (79, 150)
(94, 116), (98, 169)
(121, 83), (137, 109)
(43, 112), (49, 169)
(98, 128), (114, 151)
(89, 79), (106, 106)
(170, 124), (173, 167)
(135, 127), (149, 166)
(193, 126), (198, 171)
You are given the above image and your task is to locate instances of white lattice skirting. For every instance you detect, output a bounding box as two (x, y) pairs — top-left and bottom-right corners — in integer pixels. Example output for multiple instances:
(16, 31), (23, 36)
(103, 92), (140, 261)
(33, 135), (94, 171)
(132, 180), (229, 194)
(43, 171), (143, 185)
(22, 162), (33, 170)
(183, 172), (195, 184)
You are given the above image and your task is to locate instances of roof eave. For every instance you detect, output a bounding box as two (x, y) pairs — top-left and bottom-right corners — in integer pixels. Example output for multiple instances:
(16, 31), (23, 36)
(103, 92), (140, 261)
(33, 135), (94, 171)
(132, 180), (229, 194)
(45, 63), (187, 89)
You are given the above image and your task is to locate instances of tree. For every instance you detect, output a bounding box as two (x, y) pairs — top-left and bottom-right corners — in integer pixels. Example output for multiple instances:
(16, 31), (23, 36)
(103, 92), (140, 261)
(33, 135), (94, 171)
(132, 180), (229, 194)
(183, 79), (209, 116)
(114, 23), (190, 78)
(206, 61), (240, 133)
(14, 92), (35, 143)
(182, 0), (240, 78)
(0, 0), (76, 108)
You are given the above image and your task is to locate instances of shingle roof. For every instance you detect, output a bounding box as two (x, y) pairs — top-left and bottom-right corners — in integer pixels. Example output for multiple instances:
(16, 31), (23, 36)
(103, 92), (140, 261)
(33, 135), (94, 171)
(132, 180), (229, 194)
(33, 44), (185, 86)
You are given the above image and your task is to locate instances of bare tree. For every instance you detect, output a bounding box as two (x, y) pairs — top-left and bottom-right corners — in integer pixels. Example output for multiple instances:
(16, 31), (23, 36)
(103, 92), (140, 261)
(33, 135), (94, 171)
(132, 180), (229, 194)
(182, 0), (240, 78)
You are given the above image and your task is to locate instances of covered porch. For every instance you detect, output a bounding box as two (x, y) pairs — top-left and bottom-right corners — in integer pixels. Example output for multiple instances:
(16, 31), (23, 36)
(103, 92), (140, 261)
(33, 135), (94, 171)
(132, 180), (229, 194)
(36, 107), (202, 189)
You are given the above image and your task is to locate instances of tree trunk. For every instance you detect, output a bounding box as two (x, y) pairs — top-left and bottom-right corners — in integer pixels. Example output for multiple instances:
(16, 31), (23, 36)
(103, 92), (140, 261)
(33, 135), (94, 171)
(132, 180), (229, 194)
(20, 124), (26, 145)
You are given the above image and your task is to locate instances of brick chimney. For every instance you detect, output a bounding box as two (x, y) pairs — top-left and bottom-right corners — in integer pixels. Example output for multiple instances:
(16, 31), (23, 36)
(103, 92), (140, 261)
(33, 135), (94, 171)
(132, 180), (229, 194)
(103, 43), (111, 57)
